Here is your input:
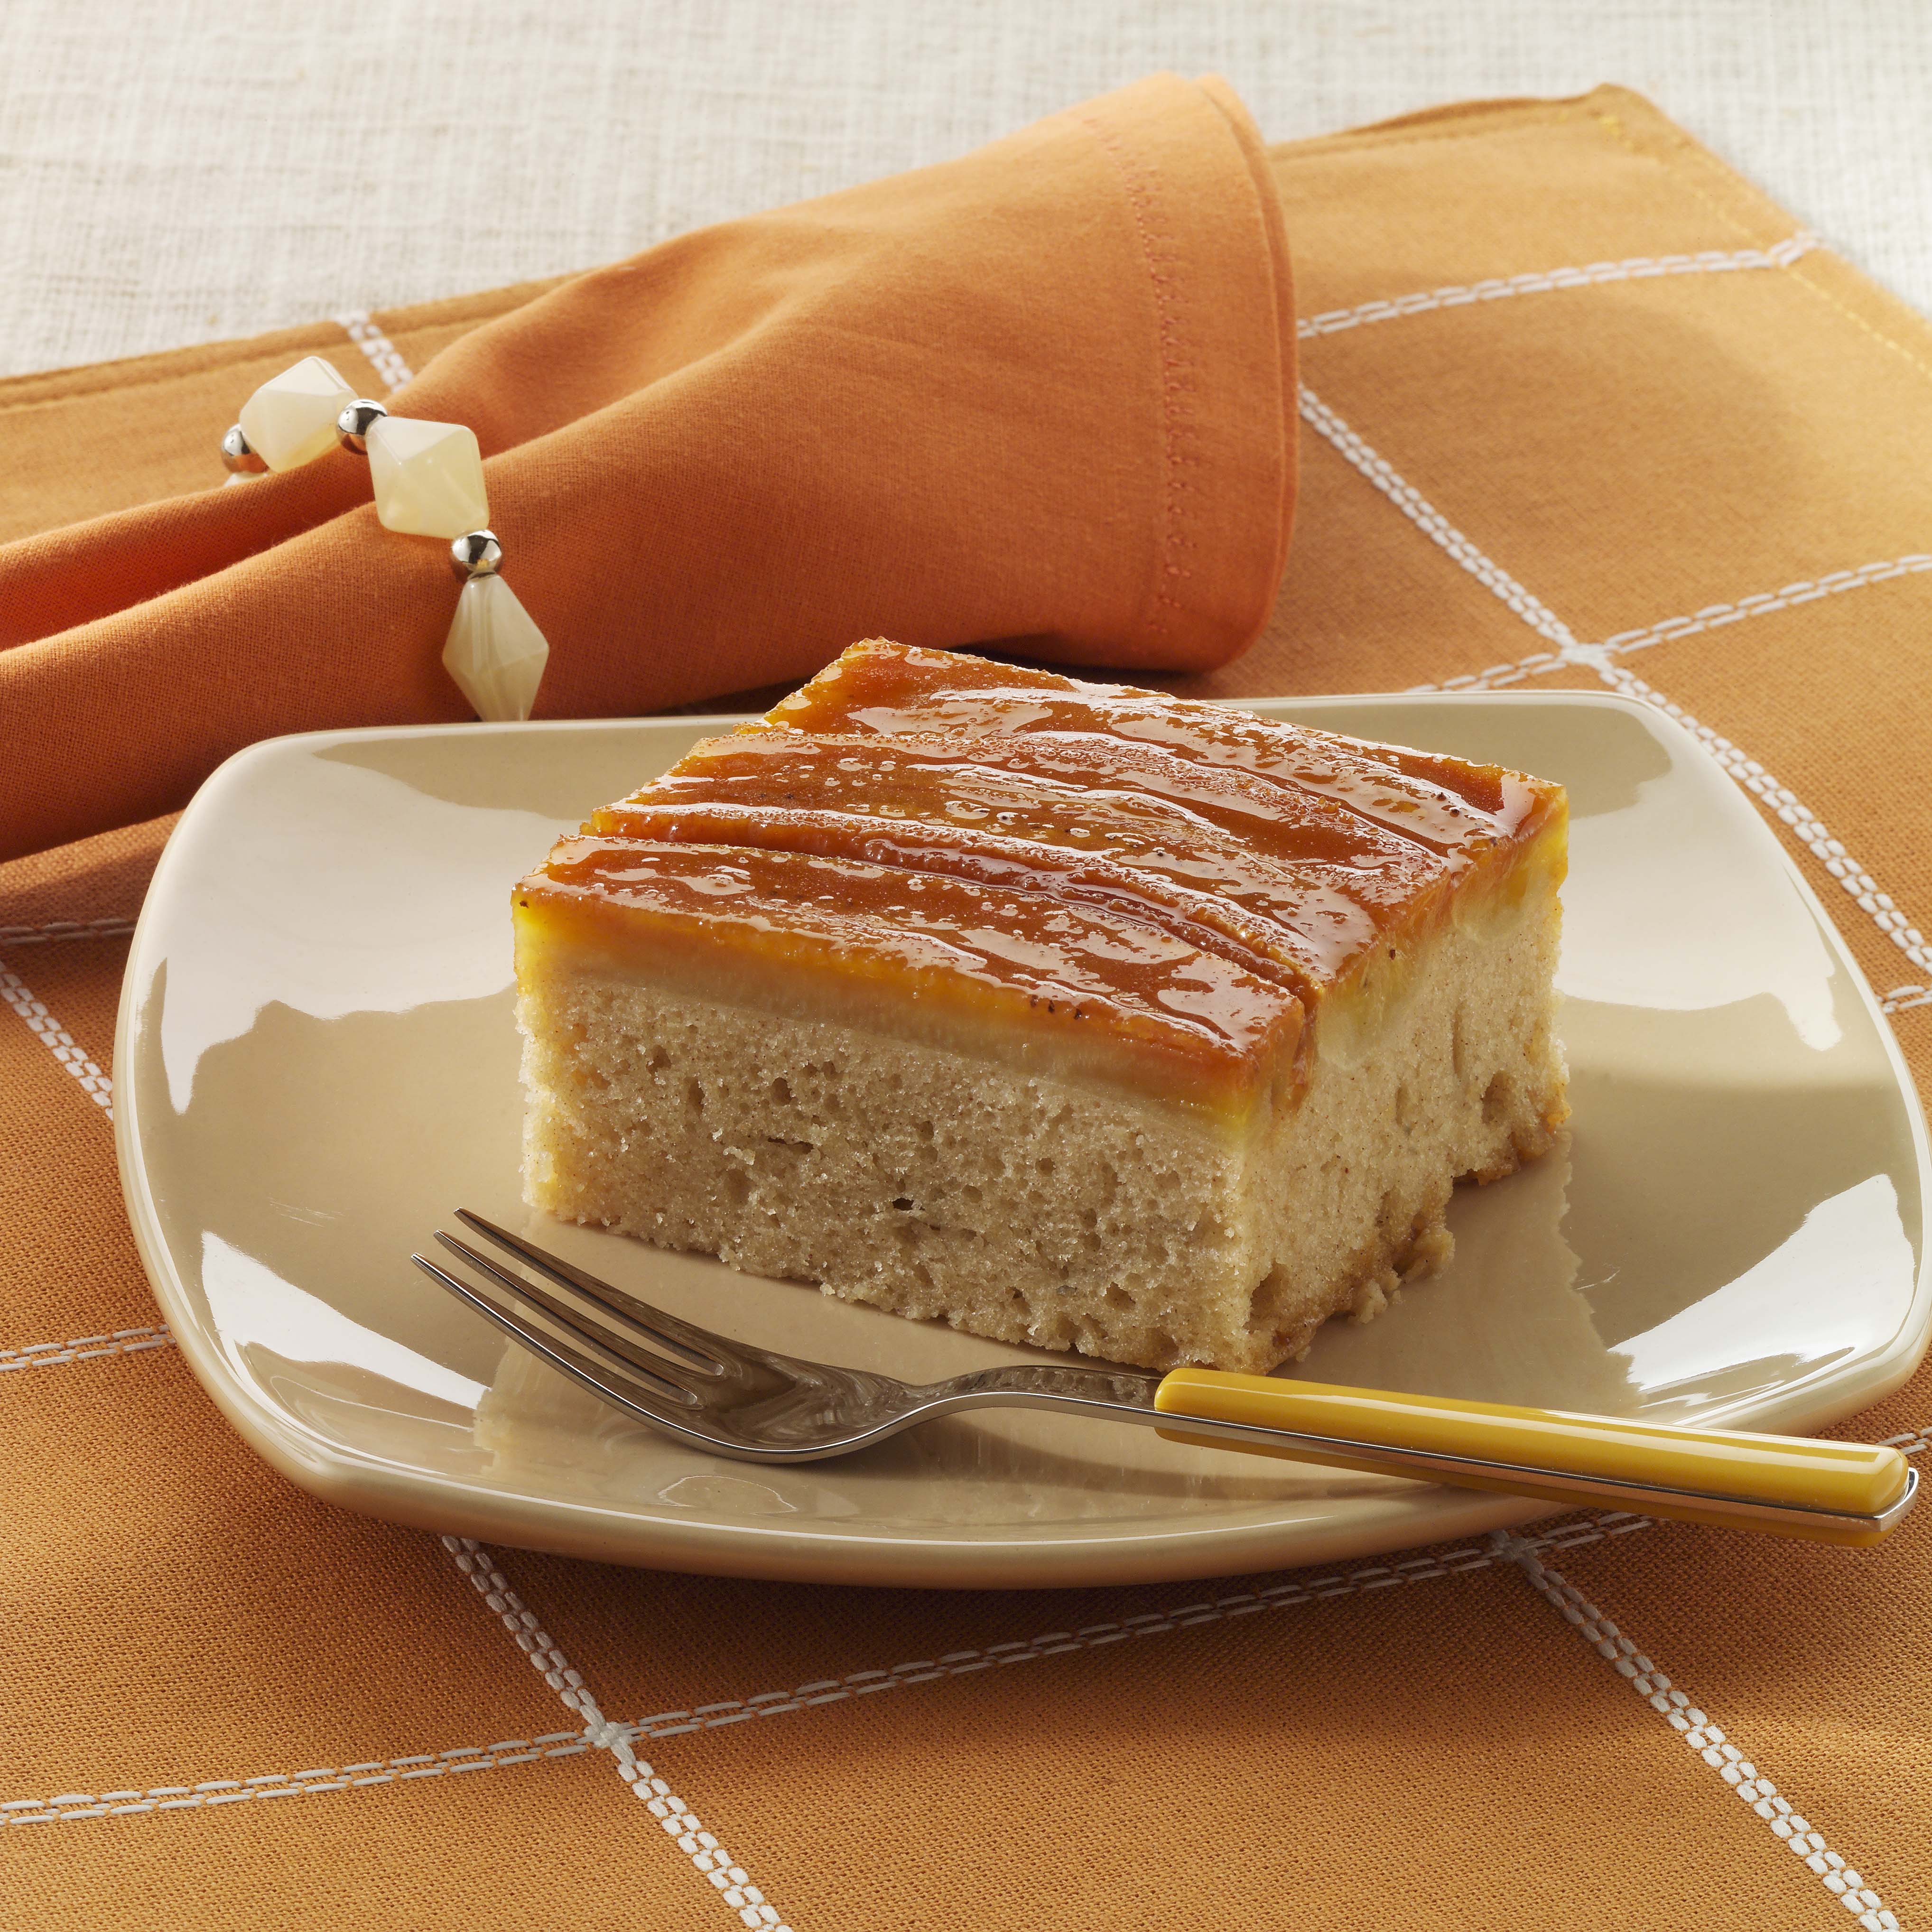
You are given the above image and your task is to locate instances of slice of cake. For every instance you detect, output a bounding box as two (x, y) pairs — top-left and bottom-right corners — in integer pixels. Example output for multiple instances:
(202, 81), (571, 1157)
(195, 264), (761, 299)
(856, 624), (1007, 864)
(513, 641), (1568, 1374)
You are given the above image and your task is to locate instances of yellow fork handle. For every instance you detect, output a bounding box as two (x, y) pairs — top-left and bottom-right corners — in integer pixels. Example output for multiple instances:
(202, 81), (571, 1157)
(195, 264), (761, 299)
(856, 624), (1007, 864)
(1152, 1368), (1913, 1547)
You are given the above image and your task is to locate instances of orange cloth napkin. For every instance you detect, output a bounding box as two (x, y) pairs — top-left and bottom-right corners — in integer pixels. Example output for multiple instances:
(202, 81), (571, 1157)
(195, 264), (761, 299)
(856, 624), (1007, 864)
(0, 73), (1294, 863)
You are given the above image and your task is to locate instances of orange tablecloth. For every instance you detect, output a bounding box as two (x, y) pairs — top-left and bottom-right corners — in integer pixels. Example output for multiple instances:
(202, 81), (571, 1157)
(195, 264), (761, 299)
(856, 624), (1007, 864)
(3, 85), (1930, 1930)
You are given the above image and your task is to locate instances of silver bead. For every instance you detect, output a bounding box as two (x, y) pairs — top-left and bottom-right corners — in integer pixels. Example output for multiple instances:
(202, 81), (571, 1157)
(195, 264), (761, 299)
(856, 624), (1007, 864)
(450, 529), (504, 582)
(336, 398), (389, 454)
(221, 424), (268, 474)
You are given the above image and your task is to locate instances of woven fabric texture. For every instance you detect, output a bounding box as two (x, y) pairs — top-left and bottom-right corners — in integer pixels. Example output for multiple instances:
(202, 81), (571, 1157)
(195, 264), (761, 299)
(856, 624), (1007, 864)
(1, 0), (1929, 380)
(4, 84), (1932, 1932)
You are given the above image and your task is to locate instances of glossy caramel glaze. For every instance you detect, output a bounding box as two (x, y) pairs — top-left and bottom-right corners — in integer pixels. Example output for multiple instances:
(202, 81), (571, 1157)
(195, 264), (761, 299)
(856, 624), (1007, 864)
(594, 732), (1452, 1000)
(763, 639), (1555, 857)
(520, 836), (1302, 1111)
(517, 641), (1567, 1113)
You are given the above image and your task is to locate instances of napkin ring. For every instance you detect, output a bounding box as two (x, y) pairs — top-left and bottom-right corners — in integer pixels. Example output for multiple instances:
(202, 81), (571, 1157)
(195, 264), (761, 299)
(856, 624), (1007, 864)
(222, 355), (549, 724)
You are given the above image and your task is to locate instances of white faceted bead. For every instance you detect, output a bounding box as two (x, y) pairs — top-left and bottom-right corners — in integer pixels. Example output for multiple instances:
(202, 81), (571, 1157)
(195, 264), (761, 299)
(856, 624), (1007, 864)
(443, 573), (549, 722)
(367, 416), (490, 539)
(236, 357), (357, 472)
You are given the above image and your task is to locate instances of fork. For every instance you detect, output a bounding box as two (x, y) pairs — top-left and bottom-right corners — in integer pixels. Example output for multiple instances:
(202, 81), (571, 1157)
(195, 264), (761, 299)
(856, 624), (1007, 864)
(414, 1210), (1917, 1547)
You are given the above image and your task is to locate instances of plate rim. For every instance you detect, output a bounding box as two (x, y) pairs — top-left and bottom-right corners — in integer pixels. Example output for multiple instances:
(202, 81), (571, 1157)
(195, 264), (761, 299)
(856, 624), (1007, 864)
(114, 688), (1932, 1587)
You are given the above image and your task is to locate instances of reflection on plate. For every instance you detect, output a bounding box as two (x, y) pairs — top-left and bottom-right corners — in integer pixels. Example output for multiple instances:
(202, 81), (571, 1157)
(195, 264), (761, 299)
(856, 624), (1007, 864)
(116, 695), (1931, 1587)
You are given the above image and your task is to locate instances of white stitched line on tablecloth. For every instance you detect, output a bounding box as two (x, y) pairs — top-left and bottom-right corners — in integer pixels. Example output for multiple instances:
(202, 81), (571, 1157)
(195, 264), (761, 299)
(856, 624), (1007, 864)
(1414, 645), (1572, 694)
(443, 1536), (795, 1932)
(1596, 662), (1932, 981)
(614, 1512), (1653, 1745)
(0, 917), (136, 948)
(1431, 646), (1932, 985)
(1297, 387), (1581, 652)
(0, 1326), (171, 1374)
(1301, 399), (1932, 992)
(0, 1734), (592, 1824)
(0, 1524), (1575, 1838)
(1298, 233), (1820, 340)
(443, 1535), (601, 1726)
(1398, 568), (1932, 984)
(1883, 985), (1932, 1016)
(1499, 1531), (1901, 1932)
(0, 967), (112, 1120)
(1591, 554), (1932, 659)
(606, 1434), (1932, 1748)
(17, 1446), (1931, 1836)
(1423, 553), (1932, 695)
(334, 312), (414, 396)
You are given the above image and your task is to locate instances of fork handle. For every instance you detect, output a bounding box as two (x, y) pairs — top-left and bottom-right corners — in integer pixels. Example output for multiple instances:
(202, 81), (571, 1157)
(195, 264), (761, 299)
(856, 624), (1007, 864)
(1151, 1369), (1913, 1546)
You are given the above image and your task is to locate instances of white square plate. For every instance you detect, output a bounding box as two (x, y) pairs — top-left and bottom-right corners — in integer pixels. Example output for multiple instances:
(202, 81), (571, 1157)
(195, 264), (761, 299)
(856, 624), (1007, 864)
(116, 694), (1931, 1587)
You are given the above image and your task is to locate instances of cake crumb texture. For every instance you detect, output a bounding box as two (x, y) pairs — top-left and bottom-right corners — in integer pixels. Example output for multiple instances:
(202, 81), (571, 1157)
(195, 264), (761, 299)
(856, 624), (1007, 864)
(520, 882), (1563, 1374)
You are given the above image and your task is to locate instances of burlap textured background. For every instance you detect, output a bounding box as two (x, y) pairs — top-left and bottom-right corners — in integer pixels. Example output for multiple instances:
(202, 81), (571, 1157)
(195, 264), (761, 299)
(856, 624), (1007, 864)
(4, 83), (1932, 1932)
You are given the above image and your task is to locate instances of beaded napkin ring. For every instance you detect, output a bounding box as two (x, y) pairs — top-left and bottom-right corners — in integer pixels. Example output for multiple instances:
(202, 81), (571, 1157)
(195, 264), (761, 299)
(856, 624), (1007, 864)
(222, 356), (549, 723)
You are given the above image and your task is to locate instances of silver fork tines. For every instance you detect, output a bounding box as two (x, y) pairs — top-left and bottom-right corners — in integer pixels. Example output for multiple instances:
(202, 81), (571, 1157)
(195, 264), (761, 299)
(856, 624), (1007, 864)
(411, 1240), (706, 1414)
(453, 1210), (734, 1369)
(438, 1229), (715, 1395)
(414, 1210), (1168, 1463)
